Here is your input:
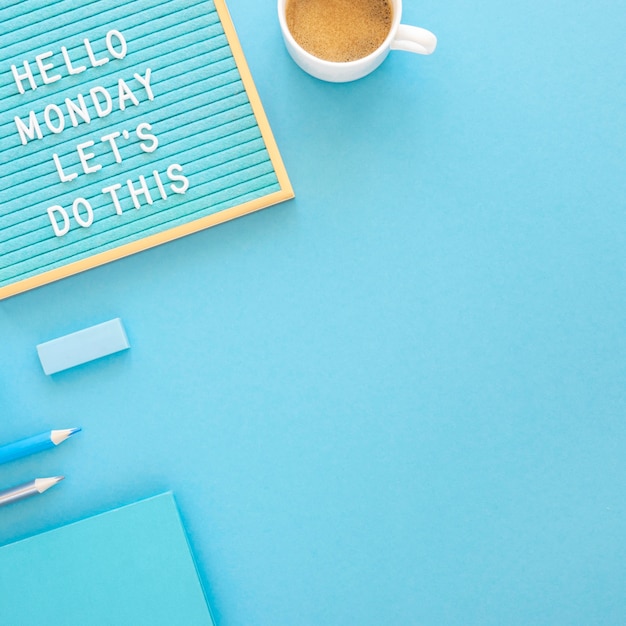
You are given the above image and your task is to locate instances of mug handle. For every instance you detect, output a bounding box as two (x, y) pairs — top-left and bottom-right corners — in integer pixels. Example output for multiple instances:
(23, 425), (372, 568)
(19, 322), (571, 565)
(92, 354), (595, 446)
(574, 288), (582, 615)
(390, 24), (437, 55)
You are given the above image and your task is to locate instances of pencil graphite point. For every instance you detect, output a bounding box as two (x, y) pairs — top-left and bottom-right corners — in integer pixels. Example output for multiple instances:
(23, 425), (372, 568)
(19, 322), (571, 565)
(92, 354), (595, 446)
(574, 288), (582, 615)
(51, 427), (81, 445)
(35, 476), (65, 493)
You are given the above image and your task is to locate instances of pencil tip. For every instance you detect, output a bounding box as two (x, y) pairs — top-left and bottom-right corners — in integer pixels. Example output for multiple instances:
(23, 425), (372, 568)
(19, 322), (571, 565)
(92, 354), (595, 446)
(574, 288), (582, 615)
(51, 428), (81, 445)
(35, 476), (65, 493)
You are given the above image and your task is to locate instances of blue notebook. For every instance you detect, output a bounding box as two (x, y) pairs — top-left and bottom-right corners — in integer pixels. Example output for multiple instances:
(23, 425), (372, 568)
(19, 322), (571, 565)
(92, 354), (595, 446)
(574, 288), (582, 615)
(0, 493), (215, 625)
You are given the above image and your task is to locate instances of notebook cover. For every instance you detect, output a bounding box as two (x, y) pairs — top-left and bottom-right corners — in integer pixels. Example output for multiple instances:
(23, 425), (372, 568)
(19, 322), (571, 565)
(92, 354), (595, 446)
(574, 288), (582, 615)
(0, 493), (215, 625)
(0, 0), (293, 299)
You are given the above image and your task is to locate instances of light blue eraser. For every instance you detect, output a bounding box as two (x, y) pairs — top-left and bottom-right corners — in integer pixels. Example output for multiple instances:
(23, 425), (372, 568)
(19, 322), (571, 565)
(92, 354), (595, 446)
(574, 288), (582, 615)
(37, 318), (130, 375)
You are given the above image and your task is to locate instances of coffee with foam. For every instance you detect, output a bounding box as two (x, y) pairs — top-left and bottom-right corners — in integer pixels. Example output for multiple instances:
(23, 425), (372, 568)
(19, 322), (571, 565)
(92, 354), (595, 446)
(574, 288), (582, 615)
(285, 0), (393, 63)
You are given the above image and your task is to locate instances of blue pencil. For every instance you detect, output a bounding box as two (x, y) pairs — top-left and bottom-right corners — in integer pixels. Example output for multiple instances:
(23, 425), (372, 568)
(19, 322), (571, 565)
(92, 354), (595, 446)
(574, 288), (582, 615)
(0, 428), (81, 465)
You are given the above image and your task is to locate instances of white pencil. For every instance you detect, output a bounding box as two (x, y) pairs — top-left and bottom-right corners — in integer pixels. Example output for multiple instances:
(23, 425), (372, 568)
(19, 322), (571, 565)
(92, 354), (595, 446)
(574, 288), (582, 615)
(0, 476), (64, 507)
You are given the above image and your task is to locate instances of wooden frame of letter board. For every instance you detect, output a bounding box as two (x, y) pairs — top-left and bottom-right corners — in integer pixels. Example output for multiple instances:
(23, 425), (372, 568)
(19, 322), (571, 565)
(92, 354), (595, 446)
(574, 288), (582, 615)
(0, 0), (293, 300)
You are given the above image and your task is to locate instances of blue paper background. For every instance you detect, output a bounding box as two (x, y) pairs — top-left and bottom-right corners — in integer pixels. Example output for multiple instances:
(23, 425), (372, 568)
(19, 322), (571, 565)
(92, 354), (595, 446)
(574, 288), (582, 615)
(1, 0), (625, 625)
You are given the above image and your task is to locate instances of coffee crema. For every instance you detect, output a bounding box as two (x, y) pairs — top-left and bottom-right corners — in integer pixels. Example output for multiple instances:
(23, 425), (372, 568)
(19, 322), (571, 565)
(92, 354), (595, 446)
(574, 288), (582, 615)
(285, 0), (393, 63)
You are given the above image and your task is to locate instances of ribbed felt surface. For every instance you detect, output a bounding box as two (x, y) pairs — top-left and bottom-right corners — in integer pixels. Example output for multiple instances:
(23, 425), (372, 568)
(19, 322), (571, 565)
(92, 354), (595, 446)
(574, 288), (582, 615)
(0, 0), (285, 291)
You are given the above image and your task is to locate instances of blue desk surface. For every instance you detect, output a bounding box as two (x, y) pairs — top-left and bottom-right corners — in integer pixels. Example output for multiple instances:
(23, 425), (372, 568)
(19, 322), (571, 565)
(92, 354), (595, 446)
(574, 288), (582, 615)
(1, 1), (624, 624)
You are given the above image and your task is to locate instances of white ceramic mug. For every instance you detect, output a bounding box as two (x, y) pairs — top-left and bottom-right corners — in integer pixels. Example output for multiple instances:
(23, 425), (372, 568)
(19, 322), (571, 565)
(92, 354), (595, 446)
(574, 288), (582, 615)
(277, 0), (437, 83)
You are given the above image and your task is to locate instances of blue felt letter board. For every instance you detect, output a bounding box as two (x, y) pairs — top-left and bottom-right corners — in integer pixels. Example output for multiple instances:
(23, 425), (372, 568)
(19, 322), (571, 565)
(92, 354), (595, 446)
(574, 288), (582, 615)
(0, 0), (293, 299)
